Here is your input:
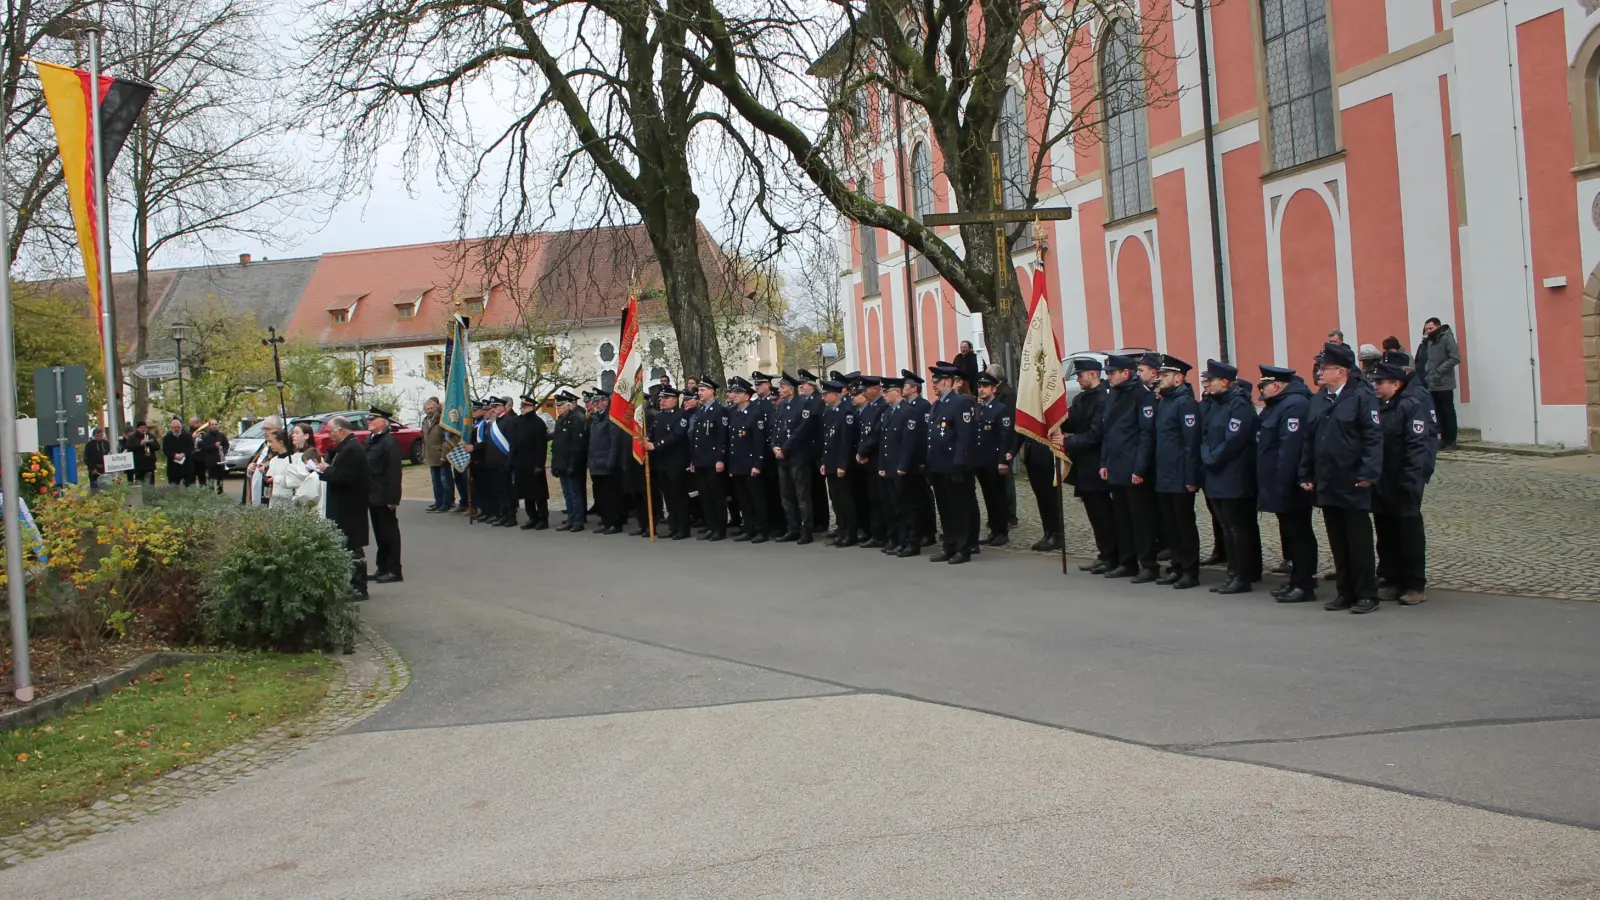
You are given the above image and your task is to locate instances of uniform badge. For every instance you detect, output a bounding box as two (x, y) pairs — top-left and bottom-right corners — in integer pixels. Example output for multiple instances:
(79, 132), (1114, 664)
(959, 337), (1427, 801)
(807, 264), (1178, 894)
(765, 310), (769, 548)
(847, 416), (854, 424)
(1412, 419), (1425, 433)
(801, 409), (810, 418)
(1286, 418), (1299, 432)
(962, 411), (972, 423)
(1142, 406), (1154, 418)
(1183, 413), (1195, 427)
(1228, 418), (1241, 432)
(908, 420), (917, 430)
(757, 419), (764, 428)
(1002, 417), (1012, 427)
(1370, 410), (1380, 425)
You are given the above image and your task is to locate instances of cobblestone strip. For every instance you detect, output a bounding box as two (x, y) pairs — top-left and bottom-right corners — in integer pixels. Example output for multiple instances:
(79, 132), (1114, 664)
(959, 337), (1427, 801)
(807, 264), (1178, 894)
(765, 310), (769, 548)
(0, 624), (410, 869)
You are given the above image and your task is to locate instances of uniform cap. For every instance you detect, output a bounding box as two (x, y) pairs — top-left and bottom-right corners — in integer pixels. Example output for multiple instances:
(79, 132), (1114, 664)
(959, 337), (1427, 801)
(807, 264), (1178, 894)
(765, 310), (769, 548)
(796, 368), (819, 383)
(1316, 341), (1357, 369)
(977, 372), (1000, 387)
(1137, 351), (1164, 370)
(698, 377), (720, 390)
(780, 371), (801, 388)
(1201, 359), (1237, 381)
(368, 406), (395, 419)
(727, 376), (752, 394)
(1070, 357), (1104, 373)
(1371, 362), (1408, 382)
(857, 375), (881, 388)
(1103, 354), (1136, 372)
(519, 395), (537, 405)
(1158, 355), (1192, 374)
(1256, 365), (1296, 384)
(928, 363), (961, 379)
(881, 376), (904, 390)
(1381, 349), (1412, 367)
(657, 386), (681, 397)
(900, 368), (926, 385)
(820, 379), (845, 393)
(555, 390), (580, 403)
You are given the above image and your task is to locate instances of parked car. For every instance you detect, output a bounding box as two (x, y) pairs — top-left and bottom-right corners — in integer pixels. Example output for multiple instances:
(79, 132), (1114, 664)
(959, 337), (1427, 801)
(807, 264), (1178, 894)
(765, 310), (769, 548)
(295, 411), (424, 465)
(1062, 347), (1155, 402)
(220, 420), (269, 474)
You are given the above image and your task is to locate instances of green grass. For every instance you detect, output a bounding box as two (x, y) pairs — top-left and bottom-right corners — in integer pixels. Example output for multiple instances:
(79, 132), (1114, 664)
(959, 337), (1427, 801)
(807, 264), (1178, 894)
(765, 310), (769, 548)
(0, 653), (334, 837)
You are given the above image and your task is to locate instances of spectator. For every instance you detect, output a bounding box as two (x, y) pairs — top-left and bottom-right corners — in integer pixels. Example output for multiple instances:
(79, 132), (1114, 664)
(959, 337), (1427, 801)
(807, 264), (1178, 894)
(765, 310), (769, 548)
(123, 422), (159, 485)
(83, 427), (110, 492)
(1415, 317), (1461, 450)
(954, 341), (980, 388)
(160, 418), (191, 485)
(1381, 335), (1403, 354)
(420, 397), (457, 512)
(186, 416), (206, 486)
(1327, 329), (1345, 345)
(1358, 343), (1382, 378)
(196, 419), (230, 493)
(315, 416), (370, 599)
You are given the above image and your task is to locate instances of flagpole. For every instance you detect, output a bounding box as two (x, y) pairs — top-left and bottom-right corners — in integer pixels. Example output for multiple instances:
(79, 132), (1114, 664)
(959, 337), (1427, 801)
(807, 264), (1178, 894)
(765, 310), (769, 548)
(644, 449), (655, 541)
(88, 27), (121, 440)
(1055, 456), (1067, 576)
(0, 129), (34, 701)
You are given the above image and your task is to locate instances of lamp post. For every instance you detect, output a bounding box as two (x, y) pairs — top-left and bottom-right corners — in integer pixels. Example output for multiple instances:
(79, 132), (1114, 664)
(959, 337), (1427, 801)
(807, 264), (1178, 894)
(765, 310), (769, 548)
(262, 326), (287, 422)
(171, 321), (188, 422)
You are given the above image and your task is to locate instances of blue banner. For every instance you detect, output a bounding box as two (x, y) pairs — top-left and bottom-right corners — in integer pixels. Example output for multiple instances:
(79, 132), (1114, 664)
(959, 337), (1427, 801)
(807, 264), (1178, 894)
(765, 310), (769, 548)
(441, 317), (471, 442)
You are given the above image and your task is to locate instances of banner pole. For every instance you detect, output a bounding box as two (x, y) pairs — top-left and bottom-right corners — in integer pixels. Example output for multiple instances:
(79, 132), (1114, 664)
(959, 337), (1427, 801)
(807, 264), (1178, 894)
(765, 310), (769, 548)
(0, 128), (33, 701)
(644, 448), (655, 541)
(89, 27), (120, 440)
(466, 467), (475, 525)
(1056, 455), (1067, 576)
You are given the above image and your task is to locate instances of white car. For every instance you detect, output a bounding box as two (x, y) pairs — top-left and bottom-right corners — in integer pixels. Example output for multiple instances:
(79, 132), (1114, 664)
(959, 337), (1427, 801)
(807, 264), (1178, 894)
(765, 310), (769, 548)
(1062, 347), (1155, 402)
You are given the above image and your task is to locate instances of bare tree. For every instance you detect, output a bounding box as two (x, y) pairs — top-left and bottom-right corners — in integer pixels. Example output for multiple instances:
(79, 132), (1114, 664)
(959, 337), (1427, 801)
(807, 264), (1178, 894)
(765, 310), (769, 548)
(302, 0), (810, 383)
(105, 0), (328, 424)
(657, 0), (1186, 370)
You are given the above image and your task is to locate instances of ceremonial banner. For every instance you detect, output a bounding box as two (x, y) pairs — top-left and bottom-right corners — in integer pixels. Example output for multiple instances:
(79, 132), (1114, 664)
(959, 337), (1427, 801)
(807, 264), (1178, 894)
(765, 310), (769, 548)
(608, 296), (647, 463)
(34, 60), (153, 347)
(441, 316), (472, 441)
(1014, 266), (1068, 460)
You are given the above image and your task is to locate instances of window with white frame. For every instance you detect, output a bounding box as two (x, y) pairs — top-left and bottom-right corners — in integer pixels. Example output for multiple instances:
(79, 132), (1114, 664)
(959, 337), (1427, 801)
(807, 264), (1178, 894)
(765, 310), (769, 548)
(911, 142), (938, 280)
(1261, 0), (1337, 170)
(999, 86), (1034, 249)
(1100, 18), (1153, 220)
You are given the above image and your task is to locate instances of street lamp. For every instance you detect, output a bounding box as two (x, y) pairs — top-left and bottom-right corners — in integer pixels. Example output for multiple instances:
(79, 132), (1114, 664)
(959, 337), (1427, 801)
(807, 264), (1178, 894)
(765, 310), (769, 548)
(262, 326), (287, 422)
(170, 321), (188, 422)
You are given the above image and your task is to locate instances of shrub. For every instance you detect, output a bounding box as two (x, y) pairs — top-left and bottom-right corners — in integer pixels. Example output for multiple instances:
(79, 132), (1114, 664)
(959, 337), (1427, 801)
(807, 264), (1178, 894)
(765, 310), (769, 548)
(18, 451), (55, 498)
(204, 506), (359, 652)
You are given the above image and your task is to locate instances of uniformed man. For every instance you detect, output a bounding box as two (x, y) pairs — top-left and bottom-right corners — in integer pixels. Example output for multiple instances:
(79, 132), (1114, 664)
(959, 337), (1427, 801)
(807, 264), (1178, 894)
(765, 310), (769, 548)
(972, 372), (1014, 546)
(895, 369), (936, 553)
(751, 371), (785, 536)
(847, 375), (874, 544)
(876, 377), (907, 555)
(1098, 355), (1159, 580)
(484, 398), (518, 527)
(466, 400), (487, 519)
(365, 407), (406, 582)
(1136, 351), (1163, 390)
(644, 386), (692, 539)
(853, 376), (890, 547)
(796, 369), (831, 535)
(1059, 358), (1113, 566)
(1298, 341), (1383, 614)
(773, 373), (819, 543)
(514, 395), (550, 530)
(725, 377), (770, 543)
(1200, 361), (1260, 593)
(1372, 361), (1436, 605)
(588, 393), (629, 534)
(1255, 366), (1318, 603)
(551, 391), (590, 531)
(1152, 356), (1202, 589)
(688, 378), (728, 540)
(820, 379), (860, 547)
(926, 364), (976, 564)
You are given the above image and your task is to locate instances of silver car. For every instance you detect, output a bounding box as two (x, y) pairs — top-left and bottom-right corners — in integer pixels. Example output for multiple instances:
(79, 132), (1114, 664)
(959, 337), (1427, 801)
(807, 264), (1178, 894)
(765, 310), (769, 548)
(1062, 347), (1154, 401)
(221, 420), (267, 474)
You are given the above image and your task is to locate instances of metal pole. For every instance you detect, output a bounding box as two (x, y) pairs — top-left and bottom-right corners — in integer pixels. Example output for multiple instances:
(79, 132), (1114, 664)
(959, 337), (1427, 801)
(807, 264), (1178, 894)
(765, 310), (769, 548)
(1055, 457), (1067, 576)
(54, 368), (68, 487)
(88, 29), (121, 439)
(0, 134), (34, 701)
(175, 334), (186, 422)
(264, 326), (287, 422)
(1194, 0), (1231, 364)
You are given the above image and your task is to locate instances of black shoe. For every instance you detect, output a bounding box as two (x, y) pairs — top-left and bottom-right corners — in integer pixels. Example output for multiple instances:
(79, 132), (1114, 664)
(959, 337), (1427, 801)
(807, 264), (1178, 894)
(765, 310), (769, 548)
(520, 522), (538, 530)
(374, 572), (403, 584)
(749, 535), (768, 545)
(569, 524), (585, 533)
(1172, 574), (1201, 590)
(896, 546), (918, 558)
(1324, 595), (1356, 611)
(1156, 549), (1172, 562)
(671, 531), (691, 540)
(1276, 587), (1315, 603)
(863, 539), (886, 549)
(796, 532), (813, 545)
(920, 536), (937, 548)
(1198, 551), (1226, 566)
(554, 523), (571, 532)
(707, 532), (726, 542)
(1131, 567), (1160, 584)
(1103, 565), (1136, 579)
(947, 551), (971, 565)
(1216, 579), (1252, 595)
(988, 533), (1008, 547)
(1271, 583), (1292, 598)
(1270, 561), (1292, 575)
(1155, 571), (1181, 585)
(1350, 597), (1381, 615)
(836, 536), (857, 548)
(1077, 561), (1098, 572)
(534, 521), (548, 530)
(734, 533), (752, 542)
(930, 551), (952, 562)
(498, 518), (518, 528)
(881, 543), (899, 555)
(1090, 561), (1113, 575)
(776, 532), (798, 543)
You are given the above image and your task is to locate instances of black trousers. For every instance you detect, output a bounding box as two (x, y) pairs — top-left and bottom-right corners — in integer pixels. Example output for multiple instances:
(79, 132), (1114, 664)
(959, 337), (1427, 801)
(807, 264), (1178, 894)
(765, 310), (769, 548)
(731, 473), (767, 537)
(903, 471), (936, 541)
(976, 467), (1009, 537)
(1204, 494), (1226, 559)
(811, 469), (831, 531)
(826, 470), (857, 542)
(165, 463), (186, 485)
(1080, 491), (1116, 561)
(763, 467), (786, 535)
(1026, 462), (1061, 537)
(725, 473), (741, 527)
(1108, 482), (1159, 570)
(931, 471), (977, 554)
(342, 531), (367, 597)
(369, 504), (402, 576)
(659, 471), (692, 536)
(1212, 496), (1262, 583)
(880, 474), (904, 546)
(696, 468), (727, 534)
(850, 467), (873, 539)
(1431, 389), (1457, 446)
(592, 473), (625, 528)
(1323, 505), (1378, 600)
(778, 463), (814, 535)
(1156, 491), (1200, 576)
(866, 472), (892, 541)
(523, 491), (549, 526)
(1276, 508), (1318, 590)
(1374, 512), (1427, 591)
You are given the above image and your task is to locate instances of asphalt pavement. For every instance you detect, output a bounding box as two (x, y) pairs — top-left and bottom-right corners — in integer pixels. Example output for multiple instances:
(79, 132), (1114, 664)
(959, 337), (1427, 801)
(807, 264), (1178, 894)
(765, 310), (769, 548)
(2, 500), (1596, 898)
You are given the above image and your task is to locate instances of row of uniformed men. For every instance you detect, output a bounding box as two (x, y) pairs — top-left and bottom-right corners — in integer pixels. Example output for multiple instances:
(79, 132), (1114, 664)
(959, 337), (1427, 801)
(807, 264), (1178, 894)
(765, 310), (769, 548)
(1052, 340), (1436, 613)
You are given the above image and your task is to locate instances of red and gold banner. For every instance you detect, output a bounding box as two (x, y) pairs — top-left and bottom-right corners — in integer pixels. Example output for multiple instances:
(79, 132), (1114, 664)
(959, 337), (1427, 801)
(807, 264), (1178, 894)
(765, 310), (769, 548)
(34, 60), (153, 347)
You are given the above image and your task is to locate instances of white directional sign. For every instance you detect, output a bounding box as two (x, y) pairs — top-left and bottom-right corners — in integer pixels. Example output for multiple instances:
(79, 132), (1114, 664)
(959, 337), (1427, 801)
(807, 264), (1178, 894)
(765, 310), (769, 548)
(132, 358), (180, 379)
(103, 452), (135, 474)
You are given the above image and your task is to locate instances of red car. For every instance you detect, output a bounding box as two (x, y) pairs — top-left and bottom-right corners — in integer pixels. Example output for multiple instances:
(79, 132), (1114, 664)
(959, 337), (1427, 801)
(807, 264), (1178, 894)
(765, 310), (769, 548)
(296, 411), (424, 465)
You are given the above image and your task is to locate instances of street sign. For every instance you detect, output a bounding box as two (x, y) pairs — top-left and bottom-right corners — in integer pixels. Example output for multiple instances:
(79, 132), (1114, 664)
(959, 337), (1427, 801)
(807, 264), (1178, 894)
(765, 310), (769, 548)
(103, 452), (134, 474)
(32, 366), (89, 448)
(132, 357), (180, 379)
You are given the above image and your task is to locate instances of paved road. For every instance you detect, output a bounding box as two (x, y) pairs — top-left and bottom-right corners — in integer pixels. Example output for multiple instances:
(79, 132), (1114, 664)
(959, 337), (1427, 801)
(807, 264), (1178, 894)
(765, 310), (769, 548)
(4, 502), (1597, 898)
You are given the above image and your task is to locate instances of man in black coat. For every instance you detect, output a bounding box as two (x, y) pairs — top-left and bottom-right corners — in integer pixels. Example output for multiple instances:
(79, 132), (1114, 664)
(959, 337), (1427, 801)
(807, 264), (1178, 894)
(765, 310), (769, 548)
(894, 370), (936, 554)
(196, 419), (229, 493)
(1298, 342), (1384, 614)
(124, 422), (159, 485)
(725, 378), (770, 543)
(924, 365), (976, 564)
(587, 395), (629, 533)
(514, 396), (551, 530)
(852, 376), (889, 546)
(160, 419), (192, 485)
(1255, 366), (1317, 603)
(773, 373), (819, 544)
(83, 428), (111, 492)
(644, 387), (692, 538)
(550, 391), (590, 531)
(819, 379), (861, 548)
(365, 407), (405, 583)
(316, 417), (372, 599)
(1098, 355), (1159, 581)
(1199, 360), (1261, 594)
(688, 379), (729, 541)
(971, 373), (1014, 547)
(481, 398), (517, 526)
(1056, 359), (1111, 562)
(1372, 362), (1436, 605)
(1151, 356), (1202, 589)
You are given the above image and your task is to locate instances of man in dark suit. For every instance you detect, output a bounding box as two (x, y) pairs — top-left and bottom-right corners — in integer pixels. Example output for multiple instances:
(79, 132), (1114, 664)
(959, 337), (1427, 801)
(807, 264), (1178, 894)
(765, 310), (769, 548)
(514, 395), (551, 530)
(315, 417), (371, 599)
(160, 419), (192, 485)
(365, 407), (406, 583)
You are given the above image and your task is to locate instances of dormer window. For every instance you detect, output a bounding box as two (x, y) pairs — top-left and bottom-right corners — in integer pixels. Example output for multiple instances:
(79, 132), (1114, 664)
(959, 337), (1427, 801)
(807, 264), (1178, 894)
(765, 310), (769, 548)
(326, 292), (364, 324)
(393, 287), (427, 320)
(456, 283), (488, 316)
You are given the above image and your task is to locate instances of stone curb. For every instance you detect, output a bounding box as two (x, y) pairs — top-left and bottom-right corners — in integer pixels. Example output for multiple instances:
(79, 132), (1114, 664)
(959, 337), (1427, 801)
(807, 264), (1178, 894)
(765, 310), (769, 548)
(0, 652), (223, 734)
(1450, 443), (1590, 459)
(0, 623), (411, 869)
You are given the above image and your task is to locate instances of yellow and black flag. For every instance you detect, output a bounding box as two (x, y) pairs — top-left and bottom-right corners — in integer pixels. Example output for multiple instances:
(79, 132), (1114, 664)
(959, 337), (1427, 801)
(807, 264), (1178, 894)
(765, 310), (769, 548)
(34, 60), (153, 345)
